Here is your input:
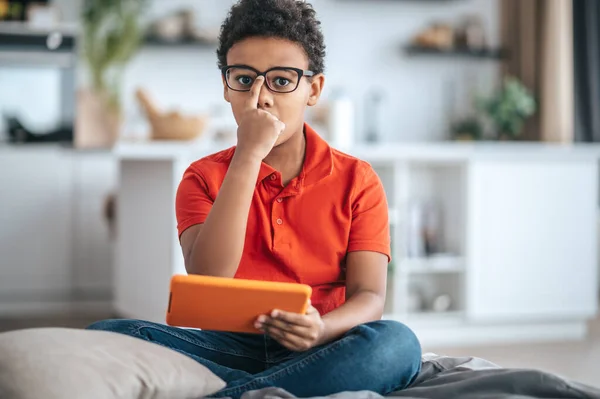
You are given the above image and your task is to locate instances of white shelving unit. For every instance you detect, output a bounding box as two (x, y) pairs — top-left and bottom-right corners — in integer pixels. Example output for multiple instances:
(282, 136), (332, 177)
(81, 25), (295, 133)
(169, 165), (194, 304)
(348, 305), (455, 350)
(373, 159), (468, 327)
(400, 256), (465, 274)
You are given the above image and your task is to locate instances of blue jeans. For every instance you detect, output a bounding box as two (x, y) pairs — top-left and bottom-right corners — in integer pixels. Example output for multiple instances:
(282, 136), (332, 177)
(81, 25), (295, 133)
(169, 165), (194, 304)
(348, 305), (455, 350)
(87, 319), (421, 398)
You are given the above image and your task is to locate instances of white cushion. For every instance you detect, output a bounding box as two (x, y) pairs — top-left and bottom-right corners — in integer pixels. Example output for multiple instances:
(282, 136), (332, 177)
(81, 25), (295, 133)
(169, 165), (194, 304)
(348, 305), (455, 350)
(0, 327), (225, 399)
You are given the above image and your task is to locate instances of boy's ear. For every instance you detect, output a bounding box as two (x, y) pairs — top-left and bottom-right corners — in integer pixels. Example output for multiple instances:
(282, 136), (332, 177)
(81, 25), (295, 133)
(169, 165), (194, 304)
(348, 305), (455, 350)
(307, 74), (325, 107)
(222, 75), (231, 103)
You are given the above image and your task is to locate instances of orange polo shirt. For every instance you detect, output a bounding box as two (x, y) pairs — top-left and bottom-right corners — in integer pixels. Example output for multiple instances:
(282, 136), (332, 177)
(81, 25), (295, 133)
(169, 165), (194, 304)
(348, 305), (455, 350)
(175, 123), (390, 315)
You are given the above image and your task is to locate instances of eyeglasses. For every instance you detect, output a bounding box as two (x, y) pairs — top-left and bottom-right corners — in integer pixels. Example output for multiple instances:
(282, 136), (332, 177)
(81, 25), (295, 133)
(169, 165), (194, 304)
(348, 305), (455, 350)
(221, 65), (315, 94)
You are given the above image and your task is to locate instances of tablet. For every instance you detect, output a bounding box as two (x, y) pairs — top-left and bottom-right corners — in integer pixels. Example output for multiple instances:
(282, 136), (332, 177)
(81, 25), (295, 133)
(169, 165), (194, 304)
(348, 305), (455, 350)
(166, 274), (312, 334)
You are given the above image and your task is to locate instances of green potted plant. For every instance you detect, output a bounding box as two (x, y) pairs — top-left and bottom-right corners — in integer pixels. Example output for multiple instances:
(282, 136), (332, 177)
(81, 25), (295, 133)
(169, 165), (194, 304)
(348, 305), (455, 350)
(477, 76), (537, 140)
(76, 0), (147, 148)
(451, 116), (484, 141)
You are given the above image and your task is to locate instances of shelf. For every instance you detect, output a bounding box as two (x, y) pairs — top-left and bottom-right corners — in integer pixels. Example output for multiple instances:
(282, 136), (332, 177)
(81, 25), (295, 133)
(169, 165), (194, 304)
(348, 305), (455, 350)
(0, 32), (75, 52)
(404, 45), (507, 60)
(0, 23), (76, 50)
(399, 255), (464, 274)
(143, 35), (217, 48)
(0, 23), (76, 67)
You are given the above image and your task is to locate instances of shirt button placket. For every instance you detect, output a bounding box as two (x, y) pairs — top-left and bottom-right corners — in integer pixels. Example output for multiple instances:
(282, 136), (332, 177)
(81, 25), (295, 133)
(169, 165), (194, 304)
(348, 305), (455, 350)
(274, 196), (283, 226)
(272, 196), (284, 250)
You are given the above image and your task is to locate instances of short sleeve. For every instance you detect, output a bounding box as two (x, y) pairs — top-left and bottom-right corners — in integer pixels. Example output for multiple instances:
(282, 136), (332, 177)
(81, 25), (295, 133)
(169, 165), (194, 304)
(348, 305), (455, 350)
(175, 165), (213, 238)
(347, 164), (391, 262)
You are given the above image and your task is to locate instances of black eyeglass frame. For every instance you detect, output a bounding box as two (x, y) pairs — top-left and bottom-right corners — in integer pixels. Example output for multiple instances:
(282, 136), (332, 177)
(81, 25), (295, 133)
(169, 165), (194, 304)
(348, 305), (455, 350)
(221, 64), (315, 93)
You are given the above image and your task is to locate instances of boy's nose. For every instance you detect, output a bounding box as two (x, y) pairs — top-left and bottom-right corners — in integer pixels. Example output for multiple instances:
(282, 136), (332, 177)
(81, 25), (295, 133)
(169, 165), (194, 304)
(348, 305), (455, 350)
(257, 83), (274, 109)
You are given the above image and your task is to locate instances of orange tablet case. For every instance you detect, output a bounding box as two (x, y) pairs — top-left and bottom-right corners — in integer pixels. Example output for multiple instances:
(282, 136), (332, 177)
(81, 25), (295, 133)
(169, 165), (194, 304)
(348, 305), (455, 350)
(166, 274), (312, 334)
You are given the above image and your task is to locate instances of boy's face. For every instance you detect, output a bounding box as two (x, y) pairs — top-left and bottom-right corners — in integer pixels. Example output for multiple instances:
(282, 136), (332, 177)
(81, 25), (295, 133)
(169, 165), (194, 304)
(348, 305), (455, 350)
(223, 37), (325, 147)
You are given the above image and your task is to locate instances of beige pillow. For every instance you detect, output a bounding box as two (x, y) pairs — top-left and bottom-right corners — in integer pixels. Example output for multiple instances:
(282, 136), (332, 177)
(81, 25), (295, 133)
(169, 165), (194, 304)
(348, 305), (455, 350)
(0, 327), (225, 399)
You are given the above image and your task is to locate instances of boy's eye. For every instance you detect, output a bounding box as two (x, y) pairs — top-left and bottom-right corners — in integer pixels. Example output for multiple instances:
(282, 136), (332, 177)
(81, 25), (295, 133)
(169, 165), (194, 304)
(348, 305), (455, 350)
(236, 75), (254, 86)
(272, 77), (291, 87)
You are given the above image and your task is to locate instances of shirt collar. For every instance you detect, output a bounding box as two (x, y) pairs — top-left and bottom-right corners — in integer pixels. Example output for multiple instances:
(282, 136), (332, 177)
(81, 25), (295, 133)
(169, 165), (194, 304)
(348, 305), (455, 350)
(301, 123), (333, 186)
(256, 123), (333, 186)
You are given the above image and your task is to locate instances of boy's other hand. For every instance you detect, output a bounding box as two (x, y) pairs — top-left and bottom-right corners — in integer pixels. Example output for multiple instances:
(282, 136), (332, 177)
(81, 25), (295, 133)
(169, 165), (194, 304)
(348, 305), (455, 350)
(255, 304), (326, 352)
(235, 76), (286, 162)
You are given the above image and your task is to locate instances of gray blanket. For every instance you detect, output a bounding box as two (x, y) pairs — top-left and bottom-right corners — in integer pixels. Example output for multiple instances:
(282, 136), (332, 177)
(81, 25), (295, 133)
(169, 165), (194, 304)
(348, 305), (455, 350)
(234, 353), (600, 399)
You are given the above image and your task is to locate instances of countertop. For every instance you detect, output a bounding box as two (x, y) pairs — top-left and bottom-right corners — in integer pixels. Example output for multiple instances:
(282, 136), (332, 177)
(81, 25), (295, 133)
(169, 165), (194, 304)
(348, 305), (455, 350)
(113, 140), (600, 163)
(4, 140), (600, 162)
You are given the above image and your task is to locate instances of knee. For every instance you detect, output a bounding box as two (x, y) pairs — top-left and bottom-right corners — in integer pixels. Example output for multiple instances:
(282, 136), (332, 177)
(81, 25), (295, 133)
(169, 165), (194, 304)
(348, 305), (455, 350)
(357, 320), (422, 384)
(363, 320), (421, 358)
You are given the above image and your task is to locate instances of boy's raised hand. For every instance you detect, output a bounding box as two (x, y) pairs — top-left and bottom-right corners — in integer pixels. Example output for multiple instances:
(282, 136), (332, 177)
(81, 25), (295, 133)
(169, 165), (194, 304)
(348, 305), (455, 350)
(235, 76), (286, 162)
(255, 303), (326, 352)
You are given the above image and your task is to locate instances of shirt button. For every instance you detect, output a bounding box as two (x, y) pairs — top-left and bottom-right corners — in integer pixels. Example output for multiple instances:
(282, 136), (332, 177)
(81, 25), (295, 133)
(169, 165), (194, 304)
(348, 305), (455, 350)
(276, 198), (283, 203)
(276, 218), (283, 225)
(270, 175), (277, 181)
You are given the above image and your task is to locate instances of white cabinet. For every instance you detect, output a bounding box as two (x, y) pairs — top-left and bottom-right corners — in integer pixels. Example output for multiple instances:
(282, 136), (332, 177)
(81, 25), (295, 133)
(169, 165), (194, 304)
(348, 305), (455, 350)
(466, 160), (598, 321)
(0, 148), (73, 301)
(0, 147), (115, 315)
(71, 153), (117, 301)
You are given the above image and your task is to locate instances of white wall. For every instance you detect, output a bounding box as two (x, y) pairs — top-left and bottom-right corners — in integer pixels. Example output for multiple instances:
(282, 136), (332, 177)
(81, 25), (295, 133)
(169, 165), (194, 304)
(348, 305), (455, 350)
(0, 0), (500, 142)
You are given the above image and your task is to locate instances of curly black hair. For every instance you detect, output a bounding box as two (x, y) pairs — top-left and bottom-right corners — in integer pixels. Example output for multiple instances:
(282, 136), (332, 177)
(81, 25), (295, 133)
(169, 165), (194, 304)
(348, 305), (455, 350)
(217, 0), (326, 74)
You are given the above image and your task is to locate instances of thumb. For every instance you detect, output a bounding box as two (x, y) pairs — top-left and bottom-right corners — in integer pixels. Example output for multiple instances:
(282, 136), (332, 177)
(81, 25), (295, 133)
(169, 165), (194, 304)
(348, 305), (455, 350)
(276, 120), (286, 135)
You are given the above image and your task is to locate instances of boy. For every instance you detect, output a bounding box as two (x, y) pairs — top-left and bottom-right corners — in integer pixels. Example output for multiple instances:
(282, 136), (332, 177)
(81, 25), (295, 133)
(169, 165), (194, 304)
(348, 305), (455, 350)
(89, 0), (421, 397)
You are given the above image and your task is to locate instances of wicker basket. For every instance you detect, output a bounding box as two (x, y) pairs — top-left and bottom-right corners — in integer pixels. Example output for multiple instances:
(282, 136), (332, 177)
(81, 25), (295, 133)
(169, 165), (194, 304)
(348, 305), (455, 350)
(149, 112), (207, 141)
(135, 88), (207, 141)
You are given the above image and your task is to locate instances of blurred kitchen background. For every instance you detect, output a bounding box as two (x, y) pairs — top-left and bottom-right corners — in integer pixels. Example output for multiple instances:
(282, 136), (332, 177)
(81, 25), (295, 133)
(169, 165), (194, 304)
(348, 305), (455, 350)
(2, 0), (600, 387)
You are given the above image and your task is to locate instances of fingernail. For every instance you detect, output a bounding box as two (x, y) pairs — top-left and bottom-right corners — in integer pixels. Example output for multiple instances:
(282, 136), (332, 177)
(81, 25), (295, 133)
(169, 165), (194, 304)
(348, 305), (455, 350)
(254, 322), (262, 329)
(271, 310), (278, 317)
(257, 315), (266, 323)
